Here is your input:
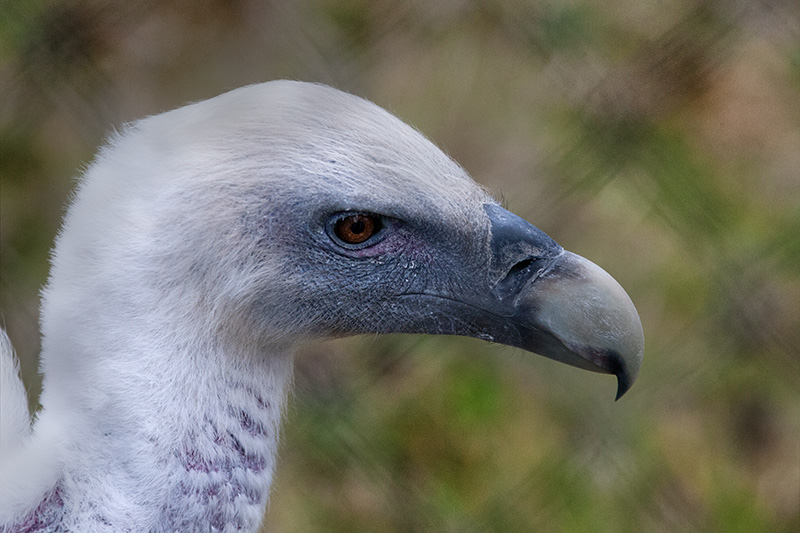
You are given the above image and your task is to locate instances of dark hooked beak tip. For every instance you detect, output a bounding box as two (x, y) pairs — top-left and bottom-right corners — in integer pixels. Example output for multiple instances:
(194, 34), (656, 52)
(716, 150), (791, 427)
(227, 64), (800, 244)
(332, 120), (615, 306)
(611, 358), (632, 401)
(616, 373), (632, 401)
(586, 348), (633, 400)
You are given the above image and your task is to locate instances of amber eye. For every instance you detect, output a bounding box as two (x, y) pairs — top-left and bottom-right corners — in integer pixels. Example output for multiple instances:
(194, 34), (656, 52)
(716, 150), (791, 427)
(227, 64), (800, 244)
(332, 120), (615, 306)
(333, 214), (380, 245)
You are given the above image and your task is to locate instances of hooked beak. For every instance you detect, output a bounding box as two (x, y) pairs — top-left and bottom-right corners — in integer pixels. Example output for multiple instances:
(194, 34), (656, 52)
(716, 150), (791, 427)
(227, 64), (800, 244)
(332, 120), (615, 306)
(511, 250), (644, 399)
(480, 204), (644, 399)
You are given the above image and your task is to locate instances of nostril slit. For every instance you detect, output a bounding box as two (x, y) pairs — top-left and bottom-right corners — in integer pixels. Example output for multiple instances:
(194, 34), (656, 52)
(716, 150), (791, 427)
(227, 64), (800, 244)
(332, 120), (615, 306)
(507, 258), (534, 277)
(496, 257), (542, 300)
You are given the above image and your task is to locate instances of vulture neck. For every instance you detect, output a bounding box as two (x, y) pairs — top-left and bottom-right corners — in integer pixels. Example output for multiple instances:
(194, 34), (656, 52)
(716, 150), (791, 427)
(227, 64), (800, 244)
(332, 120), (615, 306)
(31, 306), (294, 531)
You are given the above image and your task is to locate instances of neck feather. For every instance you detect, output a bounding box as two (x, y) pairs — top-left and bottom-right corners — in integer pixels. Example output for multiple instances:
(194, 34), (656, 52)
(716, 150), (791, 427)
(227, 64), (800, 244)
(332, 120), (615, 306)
(25, 329), (293, 532)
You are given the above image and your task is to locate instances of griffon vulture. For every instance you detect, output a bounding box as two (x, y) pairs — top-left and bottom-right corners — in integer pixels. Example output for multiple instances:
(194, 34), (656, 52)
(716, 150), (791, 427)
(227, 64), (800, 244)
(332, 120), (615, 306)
(0, 81), (643, 532)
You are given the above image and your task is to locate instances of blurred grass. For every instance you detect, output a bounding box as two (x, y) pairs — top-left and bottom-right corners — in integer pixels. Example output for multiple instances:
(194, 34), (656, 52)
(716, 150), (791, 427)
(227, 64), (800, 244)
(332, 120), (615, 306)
(1, 0), (799, 531)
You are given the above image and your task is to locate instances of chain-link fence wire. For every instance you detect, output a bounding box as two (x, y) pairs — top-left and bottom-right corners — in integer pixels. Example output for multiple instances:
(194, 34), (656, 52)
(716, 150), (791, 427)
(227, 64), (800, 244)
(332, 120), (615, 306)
(1, 1), (798, 531)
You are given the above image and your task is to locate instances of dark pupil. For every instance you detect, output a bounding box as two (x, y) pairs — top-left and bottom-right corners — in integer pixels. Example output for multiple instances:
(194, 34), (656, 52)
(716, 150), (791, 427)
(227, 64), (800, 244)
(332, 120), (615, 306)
(350, 220), (366, 234)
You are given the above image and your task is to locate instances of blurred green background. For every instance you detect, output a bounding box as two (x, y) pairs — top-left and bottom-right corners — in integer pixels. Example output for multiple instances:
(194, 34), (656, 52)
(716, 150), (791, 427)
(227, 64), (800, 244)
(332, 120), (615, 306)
(1, 1), (799, 531)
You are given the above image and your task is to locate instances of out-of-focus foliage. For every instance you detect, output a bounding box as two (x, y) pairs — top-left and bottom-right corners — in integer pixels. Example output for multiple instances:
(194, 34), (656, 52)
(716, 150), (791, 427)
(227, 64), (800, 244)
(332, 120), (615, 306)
(1, 0), (798, 531)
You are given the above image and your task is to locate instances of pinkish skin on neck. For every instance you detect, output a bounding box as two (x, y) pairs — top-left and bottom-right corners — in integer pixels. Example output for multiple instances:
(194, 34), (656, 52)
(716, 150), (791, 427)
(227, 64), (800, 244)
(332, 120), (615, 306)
(5, 357), (291, 533)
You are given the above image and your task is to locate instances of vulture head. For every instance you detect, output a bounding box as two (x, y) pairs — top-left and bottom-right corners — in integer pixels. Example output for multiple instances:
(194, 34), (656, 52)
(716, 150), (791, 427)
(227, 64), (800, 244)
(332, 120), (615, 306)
(0, 81), (643, 531)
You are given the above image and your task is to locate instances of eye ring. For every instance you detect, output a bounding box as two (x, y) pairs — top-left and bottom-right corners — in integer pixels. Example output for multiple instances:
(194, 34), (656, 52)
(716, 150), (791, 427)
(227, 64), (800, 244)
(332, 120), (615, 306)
(328, 212), (385, 249)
